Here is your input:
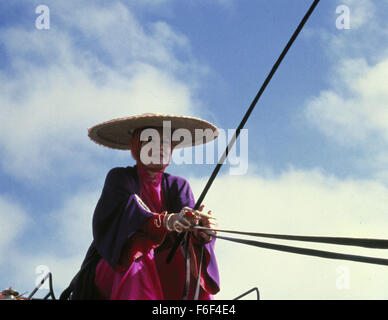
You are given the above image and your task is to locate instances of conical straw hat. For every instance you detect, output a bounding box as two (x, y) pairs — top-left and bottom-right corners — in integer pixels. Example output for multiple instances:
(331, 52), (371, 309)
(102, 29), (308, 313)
(88, 113), (219, 150)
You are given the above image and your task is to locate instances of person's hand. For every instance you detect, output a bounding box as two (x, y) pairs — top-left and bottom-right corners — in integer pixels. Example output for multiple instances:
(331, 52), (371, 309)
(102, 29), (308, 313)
(192, 205), (218, 243)
(163, 207), (199, 233)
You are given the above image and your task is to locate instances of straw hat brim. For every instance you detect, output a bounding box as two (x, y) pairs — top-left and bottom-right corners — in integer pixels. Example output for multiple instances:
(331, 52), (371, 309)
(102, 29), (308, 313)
(88, 113), (219, 150)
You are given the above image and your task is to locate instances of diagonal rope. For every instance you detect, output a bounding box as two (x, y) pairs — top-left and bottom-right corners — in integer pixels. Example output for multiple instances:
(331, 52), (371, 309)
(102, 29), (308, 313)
(167, 0), (321, 265)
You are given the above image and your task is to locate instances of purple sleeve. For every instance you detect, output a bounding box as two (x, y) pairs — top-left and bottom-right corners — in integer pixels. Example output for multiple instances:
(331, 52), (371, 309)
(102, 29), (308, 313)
(203, 238), (220, 293)
(92, 168), (154, 269)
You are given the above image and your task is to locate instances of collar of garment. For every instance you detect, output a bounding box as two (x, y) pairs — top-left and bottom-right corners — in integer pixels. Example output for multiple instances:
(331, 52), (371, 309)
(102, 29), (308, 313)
(136, 164), (163, 186)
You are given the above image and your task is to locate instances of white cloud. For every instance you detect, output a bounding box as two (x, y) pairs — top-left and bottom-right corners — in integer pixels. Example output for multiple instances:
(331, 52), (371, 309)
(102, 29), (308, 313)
(0, 195), (29, 264)
(46, 189), (98, 254)
(305, 58), (388, 146)
(304, 1), (388, 183)
(1, 185), (99, 297)
(187, 168), (388, 299)
(0, 2), (203, 183)
(55, 1), (191, 70)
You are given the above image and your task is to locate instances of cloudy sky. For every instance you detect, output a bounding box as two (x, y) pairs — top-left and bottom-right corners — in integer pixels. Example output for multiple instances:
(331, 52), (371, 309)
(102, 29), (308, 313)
(1, 0), (388, 300)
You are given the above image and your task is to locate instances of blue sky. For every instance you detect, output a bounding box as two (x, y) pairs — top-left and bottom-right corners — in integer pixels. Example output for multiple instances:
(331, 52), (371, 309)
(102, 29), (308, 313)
(1, 0), (388, 299)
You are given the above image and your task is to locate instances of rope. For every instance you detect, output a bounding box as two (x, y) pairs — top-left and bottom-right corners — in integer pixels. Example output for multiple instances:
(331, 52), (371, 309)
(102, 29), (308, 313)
(193, 226), (388, 249)
(213, 234), (388, 267)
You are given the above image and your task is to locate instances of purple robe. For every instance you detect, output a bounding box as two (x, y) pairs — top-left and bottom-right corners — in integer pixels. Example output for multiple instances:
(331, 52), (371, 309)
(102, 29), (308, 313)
(65, 166), (219, 299)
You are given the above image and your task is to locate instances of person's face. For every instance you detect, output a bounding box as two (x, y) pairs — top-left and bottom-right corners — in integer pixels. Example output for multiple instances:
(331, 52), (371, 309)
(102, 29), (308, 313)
(139, 127), (173, 171)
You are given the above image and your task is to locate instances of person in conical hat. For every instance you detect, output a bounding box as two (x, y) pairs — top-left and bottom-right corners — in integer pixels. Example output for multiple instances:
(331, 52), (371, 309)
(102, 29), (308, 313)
(61, 113), (220, 300)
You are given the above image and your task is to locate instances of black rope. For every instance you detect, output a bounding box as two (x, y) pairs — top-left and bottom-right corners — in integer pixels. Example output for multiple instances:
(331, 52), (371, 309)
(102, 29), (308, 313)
(166, 0), (321, 265)
(182, 233), (191, 300)
(213, 234), (388, 267)
(194, 246), (204, 300)
(27, 272), (56, 300)
(193, 226), (388, 249)
(233, 287), (260, 300)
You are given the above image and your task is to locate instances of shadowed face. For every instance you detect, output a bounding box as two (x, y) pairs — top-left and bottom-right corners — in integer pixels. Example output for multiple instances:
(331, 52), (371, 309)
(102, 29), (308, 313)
(131, 127), (174, 172)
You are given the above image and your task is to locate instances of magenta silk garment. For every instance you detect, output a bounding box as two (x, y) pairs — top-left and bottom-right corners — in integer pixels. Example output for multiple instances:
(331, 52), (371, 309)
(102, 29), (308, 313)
(94, 250), (213, 300)
(94, 165), (214, 300)
(95, 252), (164, 300)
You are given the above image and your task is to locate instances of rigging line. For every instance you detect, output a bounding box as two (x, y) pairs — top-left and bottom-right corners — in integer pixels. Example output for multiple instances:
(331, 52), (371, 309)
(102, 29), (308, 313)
(233, 287), (260, 300)
(213, 234), (388, 267)
(182, 233), (191, 300)
(166, 0), (321, 265)
(192, 226), (388, 249)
